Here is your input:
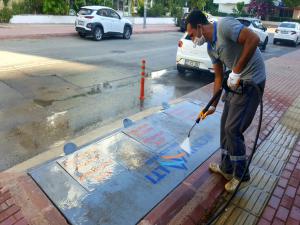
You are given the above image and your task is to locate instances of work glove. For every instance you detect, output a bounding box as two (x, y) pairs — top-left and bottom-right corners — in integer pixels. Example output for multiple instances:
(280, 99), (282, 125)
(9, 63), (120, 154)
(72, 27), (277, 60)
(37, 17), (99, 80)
(197, 106), (216, 121)
(227, 71), (241, 90)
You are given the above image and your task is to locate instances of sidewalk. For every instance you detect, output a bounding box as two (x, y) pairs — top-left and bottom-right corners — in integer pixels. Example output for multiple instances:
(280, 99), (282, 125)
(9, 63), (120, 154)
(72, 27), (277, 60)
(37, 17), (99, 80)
(1, 49), (300, 225)
(0, 24), (179, 40)
(139, 50), (300, 225)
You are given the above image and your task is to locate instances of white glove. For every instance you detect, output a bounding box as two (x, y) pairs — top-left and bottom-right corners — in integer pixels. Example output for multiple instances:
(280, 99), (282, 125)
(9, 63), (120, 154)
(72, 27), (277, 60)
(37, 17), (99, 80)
(198, 106), (216, 120)
(227, 72), (241, 90)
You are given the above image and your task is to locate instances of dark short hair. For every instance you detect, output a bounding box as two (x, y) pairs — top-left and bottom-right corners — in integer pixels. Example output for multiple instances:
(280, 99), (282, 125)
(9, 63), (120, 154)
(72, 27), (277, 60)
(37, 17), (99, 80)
(186, 10), (209, 28)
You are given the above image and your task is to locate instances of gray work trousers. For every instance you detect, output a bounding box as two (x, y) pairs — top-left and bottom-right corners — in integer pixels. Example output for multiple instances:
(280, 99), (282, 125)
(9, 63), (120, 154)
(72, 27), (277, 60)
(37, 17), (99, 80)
(220, 81), (265, 181)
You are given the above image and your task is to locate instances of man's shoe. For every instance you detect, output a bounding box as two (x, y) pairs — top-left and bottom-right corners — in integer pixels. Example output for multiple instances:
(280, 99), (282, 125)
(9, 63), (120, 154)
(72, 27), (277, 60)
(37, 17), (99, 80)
(225, 178), (250, 193)
(209, 163), (233, 181)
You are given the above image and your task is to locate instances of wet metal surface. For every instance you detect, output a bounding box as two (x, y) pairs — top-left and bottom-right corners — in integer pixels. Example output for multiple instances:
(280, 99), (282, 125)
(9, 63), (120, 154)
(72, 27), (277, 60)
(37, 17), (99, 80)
(30, 100), (221, 225)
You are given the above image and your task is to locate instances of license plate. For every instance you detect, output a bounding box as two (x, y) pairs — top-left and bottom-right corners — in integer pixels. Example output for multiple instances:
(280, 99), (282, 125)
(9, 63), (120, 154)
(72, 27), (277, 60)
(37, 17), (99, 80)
(185, 60), (200, 68)
(78, 20), (84, 26)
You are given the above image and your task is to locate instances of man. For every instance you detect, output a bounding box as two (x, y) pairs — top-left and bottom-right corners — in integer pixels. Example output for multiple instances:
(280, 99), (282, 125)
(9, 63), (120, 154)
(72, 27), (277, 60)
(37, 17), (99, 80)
(185, 10), (266, 192)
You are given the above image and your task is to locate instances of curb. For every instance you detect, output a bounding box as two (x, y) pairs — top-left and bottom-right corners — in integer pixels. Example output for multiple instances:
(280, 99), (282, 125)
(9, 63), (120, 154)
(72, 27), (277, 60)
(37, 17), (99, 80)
(0, 28), (179, 40)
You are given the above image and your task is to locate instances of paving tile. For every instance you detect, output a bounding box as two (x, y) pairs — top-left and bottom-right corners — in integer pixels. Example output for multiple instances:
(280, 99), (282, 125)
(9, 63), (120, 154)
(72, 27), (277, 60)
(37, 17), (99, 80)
(286, 217), (300, 225)
(268, 195), (281, 210)
(280, 194), (294, 209)
(288, 177), (300, 188)
(272, 218), (285, 225)
(294, 195), (300, 208)
(278, 178), (289, 188)
(281, 170), (292, 179)
(232, 186), (270, 217)
(273, 186), (285, 198)
(290, 206), (300, 221)
(292, 169), (300, 179)
(285, 186), (297, 198)
(257, 218), (271, 225)
(212, 205), (236, 225)
(275, 206), (289, 221)
(286, 162), (296, 172)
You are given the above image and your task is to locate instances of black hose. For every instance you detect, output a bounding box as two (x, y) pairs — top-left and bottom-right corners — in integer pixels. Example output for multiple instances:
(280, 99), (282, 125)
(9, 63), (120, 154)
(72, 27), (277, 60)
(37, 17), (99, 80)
(203, 83), (263, 225)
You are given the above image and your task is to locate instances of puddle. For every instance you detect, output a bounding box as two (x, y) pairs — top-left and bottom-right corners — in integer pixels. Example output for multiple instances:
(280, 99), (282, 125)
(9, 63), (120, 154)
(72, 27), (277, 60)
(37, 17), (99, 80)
(6, 111), (70, 151)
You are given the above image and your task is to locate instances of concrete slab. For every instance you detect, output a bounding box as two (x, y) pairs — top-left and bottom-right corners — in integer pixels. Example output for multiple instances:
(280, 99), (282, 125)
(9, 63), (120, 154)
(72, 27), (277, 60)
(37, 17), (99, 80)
(0, 81), (24, 108)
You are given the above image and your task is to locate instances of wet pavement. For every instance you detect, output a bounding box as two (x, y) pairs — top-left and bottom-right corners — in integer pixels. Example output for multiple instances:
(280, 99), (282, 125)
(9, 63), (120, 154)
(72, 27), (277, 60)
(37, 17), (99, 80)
(0, 32), (299, 171)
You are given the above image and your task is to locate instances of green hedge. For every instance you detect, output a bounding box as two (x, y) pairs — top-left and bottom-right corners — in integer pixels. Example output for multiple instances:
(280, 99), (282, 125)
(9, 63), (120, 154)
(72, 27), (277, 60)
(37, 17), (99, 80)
(0, 7), (13, 23)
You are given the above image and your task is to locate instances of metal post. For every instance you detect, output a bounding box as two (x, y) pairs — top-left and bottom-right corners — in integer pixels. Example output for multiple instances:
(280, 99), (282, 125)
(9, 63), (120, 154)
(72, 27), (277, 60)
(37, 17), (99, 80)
(140, 59), (146, 101)
(143, 0), (147, 29)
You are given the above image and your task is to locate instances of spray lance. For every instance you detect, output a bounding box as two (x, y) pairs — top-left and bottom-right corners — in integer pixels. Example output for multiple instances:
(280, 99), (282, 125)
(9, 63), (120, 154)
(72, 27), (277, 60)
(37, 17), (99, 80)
(181, 74), (234, 154)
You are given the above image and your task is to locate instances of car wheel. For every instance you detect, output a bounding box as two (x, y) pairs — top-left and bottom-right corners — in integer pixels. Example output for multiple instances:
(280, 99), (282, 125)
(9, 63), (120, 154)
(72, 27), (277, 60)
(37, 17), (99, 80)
(79, 32), (86, 38)
(123, 26), (131, 39)
(261, 37), (268, 51)
(177, 65), (185, 74)
(273, 39), (277, 45)
(93, 26), (103, 41)
(293, 38), (298, 47)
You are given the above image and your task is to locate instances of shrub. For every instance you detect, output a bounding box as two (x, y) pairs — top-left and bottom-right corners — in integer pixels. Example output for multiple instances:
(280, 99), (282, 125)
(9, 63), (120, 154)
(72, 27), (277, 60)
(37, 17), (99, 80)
(0, 7), (13, 23)
(147, 3), (166, 17)
(12, 0), (43, 15)
(43, 0), (70, 15)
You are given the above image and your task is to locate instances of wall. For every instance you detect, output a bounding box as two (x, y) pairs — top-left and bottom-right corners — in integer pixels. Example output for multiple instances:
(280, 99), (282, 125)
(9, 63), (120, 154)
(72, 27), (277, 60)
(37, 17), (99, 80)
(10, 15), (175, 24)
(218, 3), (235, 14)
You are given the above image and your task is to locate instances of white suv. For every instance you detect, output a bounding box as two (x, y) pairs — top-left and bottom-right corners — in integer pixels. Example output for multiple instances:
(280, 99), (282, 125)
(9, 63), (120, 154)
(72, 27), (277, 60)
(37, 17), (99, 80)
(75, 6), (133, 41)
(237, 17), (269, 50)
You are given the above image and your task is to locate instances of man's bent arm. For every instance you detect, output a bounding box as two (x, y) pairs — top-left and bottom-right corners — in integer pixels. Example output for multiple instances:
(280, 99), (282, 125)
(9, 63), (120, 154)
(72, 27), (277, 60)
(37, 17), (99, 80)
(233, 28), (260, 74)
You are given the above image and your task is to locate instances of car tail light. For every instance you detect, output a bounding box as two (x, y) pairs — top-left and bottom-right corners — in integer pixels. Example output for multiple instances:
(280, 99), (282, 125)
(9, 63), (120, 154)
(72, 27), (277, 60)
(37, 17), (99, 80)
(178, 40), (183, 48)
(291, 31), (296, 35)
(84, 16), (94, 19)
(275, 29), (279, 33)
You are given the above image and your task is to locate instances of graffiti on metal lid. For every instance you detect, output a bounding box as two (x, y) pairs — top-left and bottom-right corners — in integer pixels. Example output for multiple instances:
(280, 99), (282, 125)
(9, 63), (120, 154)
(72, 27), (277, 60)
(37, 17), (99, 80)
(59, 146), (115, 191)
(144, 133), (211, 185)
(125, 122), (172, 149)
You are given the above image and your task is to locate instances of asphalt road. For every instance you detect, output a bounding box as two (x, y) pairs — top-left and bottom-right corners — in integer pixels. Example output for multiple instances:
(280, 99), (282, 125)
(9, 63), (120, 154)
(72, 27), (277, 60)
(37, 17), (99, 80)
(0, 31), (299, 171)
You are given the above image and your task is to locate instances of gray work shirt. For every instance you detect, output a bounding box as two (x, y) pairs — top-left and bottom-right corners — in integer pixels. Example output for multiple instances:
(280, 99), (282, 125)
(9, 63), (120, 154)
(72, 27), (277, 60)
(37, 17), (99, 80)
(207, 17), (266, 84)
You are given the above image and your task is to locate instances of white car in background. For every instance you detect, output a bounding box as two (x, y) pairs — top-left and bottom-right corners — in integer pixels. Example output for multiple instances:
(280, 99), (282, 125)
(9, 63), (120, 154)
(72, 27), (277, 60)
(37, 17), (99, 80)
(237, 17), (269, 50)
(273, 22), (300, 47)
(176, 33), (214, 74)
(75, 6), (133, 41)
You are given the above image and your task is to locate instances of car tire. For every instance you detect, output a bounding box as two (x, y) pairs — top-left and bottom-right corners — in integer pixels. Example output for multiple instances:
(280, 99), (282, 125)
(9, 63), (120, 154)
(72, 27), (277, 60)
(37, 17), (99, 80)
(177, 65), (185, 74)
(293, 38), (298, 47)
(261, 37), (268, 51)
(273, 39), (277, 45)
(123, 26), (132, 40)
(79, 32), (86, 38)
(93, 26), (103, 41)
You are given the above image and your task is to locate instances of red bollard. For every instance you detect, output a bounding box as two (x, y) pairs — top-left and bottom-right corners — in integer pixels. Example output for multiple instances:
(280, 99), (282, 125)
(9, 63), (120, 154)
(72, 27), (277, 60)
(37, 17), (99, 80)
(140, 59), (146, 101)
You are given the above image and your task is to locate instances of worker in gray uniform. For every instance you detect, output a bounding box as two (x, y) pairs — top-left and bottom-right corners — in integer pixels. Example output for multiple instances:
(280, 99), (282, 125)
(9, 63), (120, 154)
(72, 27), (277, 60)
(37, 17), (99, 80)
(185, 10), (266, 192)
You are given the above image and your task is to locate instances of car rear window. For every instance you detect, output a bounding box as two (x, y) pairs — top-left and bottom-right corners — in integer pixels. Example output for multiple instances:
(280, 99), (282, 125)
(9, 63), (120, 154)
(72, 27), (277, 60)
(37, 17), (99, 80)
(279, 23), (296, 28)
(237, 19), (250, 27)
(78, 8), (93, 15)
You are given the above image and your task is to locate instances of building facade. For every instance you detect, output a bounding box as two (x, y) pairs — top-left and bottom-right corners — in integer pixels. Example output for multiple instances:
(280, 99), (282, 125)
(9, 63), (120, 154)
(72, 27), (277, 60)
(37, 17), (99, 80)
(213, 0), (250, 13)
